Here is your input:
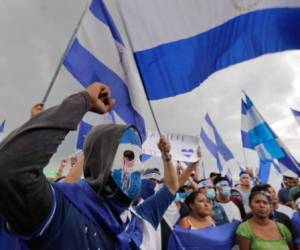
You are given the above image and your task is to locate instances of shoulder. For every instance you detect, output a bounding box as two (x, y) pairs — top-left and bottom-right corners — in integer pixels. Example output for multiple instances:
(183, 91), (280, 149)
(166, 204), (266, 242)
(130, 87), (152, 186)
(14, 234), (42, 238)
(276, 222), (292, 241)
(178, 217), (190, 229)
(236, 220), (252, 239)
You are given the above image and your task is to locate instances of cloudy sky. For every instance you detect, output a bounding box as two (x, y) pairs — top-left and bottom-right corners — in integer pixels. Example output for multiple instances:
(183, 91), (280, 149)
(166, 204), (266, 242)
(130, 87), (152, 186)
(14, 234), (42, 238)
(1, 0), (300, 178)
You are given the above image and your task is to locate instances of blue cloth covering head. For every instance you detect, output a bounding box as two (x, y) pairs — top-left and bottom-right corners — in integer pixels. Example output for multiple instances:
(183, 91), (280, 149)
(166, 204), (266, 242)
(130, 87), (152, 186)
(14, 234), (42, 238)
(83, 124), (142, 196)
(140, 179), (156, 200)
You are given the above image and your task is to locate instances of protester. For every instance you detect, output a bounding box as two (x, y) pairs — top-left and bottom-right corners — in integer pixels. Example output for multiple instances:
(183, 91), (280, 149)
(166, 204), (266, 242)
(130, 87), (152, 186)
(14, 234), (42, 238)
(179, 191), (214, 229)
(214, 176), (242, 222)
(197, 178), (230, 225)
(236, 191), (293, 250)
(236, 171), (252, 213)
(0, 82), (179, 250)
(247, 184), (295, 237)
(279, 176), (299, 207)
(230, 188), (246, 220)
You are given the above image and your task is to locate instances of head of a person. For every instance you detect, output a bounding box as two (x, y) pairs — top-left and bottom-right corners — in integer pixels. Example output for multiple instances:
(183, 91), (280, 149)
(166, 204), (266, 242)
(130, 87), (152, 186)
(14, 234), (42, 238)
(285, 176), (299, 188)
(185, 191), (212, 217)
(198, 178), (215, 200)
(83, 125), (143, 203)
(249, 191), (272, 219)
(251, 184), (278, 205)
(213, 176), (231, 199)
(230, 188), (243, 202)
(239, 171), (251, 186)
(140, 168), (161, 200)
(209, 172), (221, 182)
(143, 168), (161, 184)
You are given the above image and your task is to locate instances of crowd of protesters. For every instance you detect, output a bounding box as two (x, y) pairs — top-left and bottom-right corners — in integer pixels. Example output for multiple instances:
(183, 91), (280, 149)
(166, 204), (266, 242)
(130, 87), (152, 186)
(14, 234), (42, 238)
(0, 82), (299, 250)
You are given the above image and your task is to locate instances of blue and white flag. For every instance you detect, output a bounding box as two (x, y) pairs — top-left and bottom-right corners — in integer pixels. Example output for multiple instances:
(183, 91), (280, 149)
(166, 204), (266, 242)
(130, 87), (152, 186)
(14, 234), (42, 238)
(168, 221), (240, 250)
(116, 1), (300, 100)
(291, 108), (300, 126)
(64, 0), (154, 142)
(200, 113), (239, 178)
(258, 159), (283, 191)
(242, 93), (300, 176)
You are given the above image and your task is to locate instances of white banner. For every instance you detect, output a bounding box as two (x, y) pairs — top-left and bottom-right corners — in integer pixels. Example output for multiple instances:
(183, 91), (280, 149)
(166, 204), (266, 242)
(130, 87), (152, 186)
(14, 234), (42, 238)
(142, 131), (200, 162)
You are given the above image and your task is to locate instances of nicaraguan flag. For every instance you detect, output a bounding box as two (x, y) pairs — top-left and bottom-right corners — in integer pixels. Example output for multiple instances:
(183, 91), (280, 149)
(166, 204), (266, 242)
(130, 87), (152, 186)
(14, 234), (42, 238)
(200, 113), (239, 177)
(116, 0), (300, 100)
(291, 108), (300, 126)
(64, 0), (151, 141)
(76, 120), (93, 150)
(168, 221), (240, 250)
(242, 93), (300, 176)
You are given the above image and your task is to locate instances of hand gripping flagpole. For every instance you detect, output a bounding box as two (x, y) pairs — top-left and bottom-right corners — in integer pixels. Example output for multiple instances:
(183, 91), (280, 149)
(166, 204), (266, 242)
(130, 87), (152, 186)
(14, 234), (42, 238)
(115, 1), (162, 136)
(42, 0), (91, 103)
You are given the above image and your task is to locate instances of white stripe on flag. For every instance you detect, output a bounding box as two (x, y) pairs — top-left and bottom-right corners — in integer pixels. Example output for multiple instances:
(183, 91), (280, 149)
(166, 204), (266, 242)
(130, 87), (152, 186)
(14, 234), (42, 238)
(114, 0), (300, 51)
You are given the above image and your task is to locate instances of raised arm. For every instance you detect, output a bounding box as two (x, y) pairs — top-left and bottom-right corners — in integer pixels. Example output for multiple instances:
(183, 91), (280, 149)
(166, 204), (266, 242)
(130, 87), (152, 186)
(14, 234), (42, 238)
(135, 136), (178, 228)
(0, 83), (114, 236)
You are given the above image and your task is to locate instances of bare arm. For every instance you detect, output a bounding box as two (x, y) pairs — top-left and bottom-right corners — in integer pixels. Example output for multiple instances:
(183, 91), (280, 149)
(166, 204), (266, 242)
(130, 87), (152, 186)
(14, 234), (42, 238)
(158, 136), (179, 195)
(64, 154), (84, 183)
(237, 236), (250, 250)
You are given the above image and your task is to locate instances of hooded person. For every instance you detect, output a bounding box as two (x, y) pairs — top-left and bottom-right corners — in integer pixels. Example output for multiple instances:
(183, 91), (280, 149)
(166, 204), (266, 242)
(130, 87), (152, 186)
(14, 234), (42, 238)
(0, 83), (178, 250)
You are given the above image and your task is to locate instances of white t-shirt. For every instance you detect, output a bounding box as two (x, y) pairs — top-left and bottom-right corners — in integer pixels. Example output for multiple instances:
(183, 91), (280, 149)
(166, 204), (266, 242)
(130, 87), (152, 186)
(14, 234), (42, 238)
(220, 201), (242, 222)
(277, 203), (295, 219)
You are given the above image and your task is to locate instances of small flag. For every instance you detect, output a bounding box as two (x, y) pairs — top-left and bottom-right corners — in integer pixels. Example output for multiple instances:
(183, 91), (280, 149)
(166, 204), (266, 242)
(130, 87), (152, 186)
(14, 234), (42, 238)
(76, 121), (93, 150)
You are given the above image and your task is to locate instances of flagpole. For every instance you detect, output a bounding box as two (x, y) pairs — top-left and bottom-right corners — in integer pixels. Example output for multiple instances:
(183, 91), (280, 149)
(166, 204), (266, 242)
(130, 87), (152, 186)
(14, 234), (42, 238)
(114, 1), (162, 136)
(42, 0), (91, 103)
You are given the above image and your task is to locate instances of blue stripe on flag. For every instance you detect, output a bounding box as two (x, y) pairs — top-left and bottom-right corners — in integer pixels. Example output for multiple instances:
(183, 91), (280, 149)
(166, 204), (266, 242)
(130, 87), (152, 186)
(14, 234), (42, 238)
(263, 139), (285, 159)
(77, 121), (93, 150)
(205, 114), (234, 161)
(241, 99), (247, 115)
(89, 0), (123, 45)
(291, 108), (300, 117)
(258, 160), (271, 184)
(135, 8), (300, 100)
(278, 152), (300, 177)
(64, 39), (146, 141)
(241, 130), (253, 149)
(248, 123), (277, 146)
(0, 120), (5, 134)
(200, 128), (223, 172)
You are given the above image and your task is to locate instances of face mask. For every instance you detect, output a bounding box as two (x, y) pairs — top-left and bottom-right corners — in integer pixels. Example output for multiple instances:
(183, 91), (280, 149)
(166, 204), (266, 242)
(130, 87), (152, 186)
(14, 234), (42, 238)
(221, 186), (231, 197)
(111, 127), (143, 200)
(206, 188), (216, 199)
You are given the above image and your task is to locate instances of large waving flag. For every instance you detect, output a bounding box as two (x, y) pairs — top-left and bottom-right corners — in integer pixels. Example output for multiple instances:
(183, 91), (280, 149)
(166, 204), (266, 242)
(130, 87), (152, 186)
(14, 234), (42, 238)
(63, 0), (154, 141)
(116, 1), (300, 100)
(168, 221), (239, 250)
(241, 93), (300, 176)
(200, 113), (238, 178)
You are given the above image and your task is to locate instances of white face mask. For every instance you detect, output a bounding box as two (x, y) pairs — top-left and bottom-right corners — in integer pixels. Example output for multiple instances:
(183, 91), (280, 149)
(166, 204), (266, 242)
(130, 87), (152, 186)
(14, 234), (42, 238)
(110, 127), (143, 200)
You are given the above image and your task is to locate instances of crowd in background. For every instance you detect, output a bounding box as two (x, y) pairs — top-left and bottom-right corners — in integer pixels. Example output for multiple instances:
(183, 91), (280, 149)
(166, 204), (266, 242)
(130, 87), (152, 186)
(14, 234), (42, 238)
(0, 83), (299, 250)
